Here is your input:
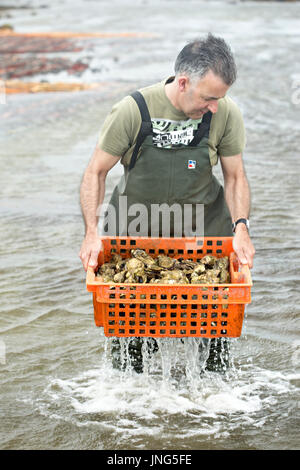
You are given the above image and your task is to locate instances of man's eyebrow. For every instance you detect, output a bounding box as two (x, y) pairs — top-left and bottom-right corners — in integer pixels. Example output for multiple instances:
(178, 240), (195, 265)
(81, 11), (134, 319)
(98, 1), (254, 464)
(201, 94), (226, 100)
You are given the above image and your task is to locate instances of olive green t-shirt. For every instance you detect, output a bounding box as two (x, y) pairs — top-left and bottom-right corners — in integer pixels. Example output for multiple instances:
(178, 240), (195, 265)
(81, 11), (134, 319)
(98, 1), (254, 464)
(97, 77), (246, 167)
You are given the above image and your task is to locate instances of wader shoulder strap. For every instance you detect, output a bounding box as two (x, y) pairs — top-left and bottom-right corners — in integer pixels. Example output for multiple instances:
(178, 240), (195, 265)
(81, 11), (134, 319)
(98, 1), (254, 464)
(188, 111), (213, 147)
(129, 91), (153, 171)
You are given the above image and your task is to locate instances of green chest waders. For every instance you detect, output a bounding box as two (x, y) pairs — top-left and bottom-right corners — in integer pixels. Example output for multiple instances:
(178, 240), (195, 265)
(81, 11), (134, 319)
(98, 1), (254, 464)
(108, 91), (233, 373)
(106, 91), (233, 237)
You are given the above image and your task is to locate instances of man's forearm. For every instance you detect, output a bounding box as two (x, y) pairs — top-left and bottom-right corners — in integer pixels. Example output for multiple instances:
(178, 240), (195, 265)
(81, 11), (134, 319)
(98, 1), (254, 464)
(220, 156), (255, 267)
(79, 148), (120, 270)
(223, 174), (251, 223)
(80, 170), (105, 235)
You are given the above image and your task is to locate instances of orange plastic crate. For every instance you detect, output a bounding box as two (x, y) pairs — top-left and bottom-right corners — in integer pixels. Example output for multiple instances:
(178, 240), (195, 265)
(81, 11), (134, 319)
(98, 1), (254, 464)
(86, 237), (252, 338)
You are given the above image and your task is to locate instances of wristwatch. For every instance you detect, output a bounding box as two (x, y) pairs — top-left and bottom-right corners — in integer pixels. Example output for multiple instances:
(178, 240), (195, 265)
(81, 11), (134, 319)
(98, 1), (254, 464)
(232, 218), (250, 233)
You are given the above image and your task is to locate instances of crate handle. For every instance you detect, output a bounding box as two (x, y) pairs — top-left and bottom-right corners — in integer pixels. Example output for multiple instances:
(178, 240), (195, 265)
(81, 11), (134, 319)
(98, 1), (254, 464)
(239, 263), (249, 274)
(230, 252), (252, 285)
(235, 263), (251, 284)
(86, 265), (97, 292)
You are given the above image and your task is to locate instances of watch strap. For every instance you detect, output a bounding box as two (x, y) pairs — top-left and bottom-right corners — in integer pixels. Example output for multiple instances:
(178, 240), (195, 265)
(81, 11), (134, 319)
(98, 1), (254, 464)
(232, 218), (249, 232)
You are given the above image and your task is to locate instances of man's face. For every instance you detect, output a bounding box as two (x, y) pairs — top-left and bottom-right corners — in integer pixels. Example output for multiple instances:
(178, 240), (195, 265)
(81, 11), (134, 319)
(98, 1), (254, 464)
(177, 70), (230, 119)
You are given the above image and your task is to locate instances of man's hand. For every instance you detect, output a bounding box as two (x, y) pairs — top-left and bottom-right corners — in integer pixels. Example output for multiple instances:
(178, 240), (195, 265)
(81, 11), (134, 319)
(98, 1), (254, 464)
(232, 224), (255, 268)
(79, 147), (121, 271)
(79, 233), (103, 272)
(220, 154), (255, 268)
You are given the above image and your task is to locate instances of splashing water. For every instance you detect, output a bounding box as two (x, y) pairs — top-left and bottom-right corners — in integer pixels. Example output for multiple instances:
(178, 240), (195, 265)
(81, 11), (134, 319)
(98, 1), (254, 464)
(29, 332), (299, 450)
(107, 336), (219, 383)
(39, 337), (294, 421)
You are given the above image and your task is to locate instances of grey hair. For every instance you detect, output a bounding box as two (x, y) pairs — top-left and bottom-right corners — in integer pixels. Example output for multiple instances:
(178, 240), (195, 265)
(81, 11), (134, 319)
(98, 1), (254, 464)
(174, 33), (237, 86)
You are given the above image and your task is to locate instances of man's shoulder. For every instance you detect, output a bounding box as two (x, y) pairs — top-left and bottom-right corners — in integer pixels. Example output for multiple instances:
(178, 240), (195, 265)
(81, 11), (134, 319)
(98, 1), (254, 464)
(216, 95), (244, 121)
(137, 80), (166, 112)
(111, 80), (164, 114)
(138, 80), (165, 97)
(211, 95), (246, 158)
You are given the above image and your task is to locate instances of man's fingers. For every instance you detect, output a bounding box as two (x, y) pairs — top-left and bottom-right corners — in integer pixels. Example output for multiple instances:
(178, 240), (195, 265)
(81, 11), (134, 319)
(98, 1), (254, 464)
(233, 233), (255, 269)
(79, 249), (92, 272)
(79, 251), (89, 272)
(235, 246), (248, 266)
(88, 250), (99, 269)
(88, 260), (98, 267)
(79, 240), (101, 271)
(245, 247), (255, 269)
(245, 252), (252, 269)
(236, 248), (254, 269)
(241, 243), (255, 269)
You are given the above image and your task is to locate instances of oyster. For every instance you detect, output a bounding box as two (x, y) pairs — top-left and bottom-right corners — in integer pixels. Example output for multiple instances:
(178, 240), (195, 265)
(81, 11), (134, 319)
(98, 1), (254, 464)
(175, 259), (197, 274)
(126, 258), (144, 272)
(111, 253), (126, 272)
(190, 273), (208, 284)
(200, 255), (217, 267)
(159, 269), (189, 284)
(219, 268), (230, 283)
(157, 255), (176, 269)
(111, 254), (123, 265)
(125, 258), (147, 283)
(215, 256), (229, 270)
(131, 249), (156, 267)
(149, 278), (162, 284)
(113, 271), (126, 283)
(124, 272), (136, 283)
(205, 268), (221, 284)
(96, 249), (230, 284)
(98, 262), (115, 273)
(193, 263), (206, 275)
(190, 267), (220, 284)
(144, 264), (165, 283)
(96, 262), (115, 281)
(144, 264), (165, 274)
(99, 270), (115, 282)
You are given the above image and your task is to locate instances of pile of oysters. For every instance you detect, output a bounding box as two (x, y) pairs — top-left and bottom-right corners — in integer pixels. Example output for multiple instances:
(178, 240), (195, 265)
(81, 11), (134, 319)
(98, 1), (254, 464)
(96, 249), (230, 284)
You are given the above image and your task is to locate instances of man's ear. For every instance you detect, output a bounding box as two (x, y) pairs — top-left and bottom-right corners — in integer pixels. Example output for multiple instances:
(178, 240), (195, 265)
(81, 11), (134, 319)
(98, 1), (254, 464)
(177, 76), (189, 92)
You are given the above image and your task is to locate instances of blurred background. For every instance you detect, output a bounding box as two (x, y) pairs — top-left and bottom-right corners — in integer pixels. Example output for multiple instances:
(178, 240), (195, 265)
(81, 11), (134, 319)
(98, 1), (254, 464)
(0, 0), (299, 450)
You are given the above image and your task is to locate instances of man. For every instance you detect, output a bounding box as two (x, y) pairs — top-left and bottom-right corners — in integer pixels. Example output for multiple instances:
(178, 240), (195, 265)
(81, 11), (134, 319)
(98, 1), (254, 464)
(79, 33), (255, 372)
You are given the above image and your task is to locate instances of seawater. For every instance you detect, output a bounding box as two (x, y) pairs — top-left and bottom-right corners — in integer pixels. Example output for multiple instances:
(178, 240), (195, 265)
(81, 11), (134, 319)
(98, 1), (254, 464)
(0, 0), (300, 450)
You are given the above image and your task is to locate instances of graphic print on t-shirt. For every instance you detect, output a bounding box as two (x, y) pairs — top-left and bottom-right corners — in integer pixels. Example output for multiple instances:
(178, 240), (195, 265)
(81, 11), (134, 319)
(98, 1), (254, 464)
(151, 117), (203, 148)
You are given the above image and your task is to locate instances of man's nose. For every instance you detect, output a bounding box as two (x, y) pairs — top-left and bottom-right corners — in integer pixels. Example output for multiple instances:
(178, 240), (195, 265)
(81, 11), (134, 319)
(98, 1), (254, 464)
(207, 101), (218, 114)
